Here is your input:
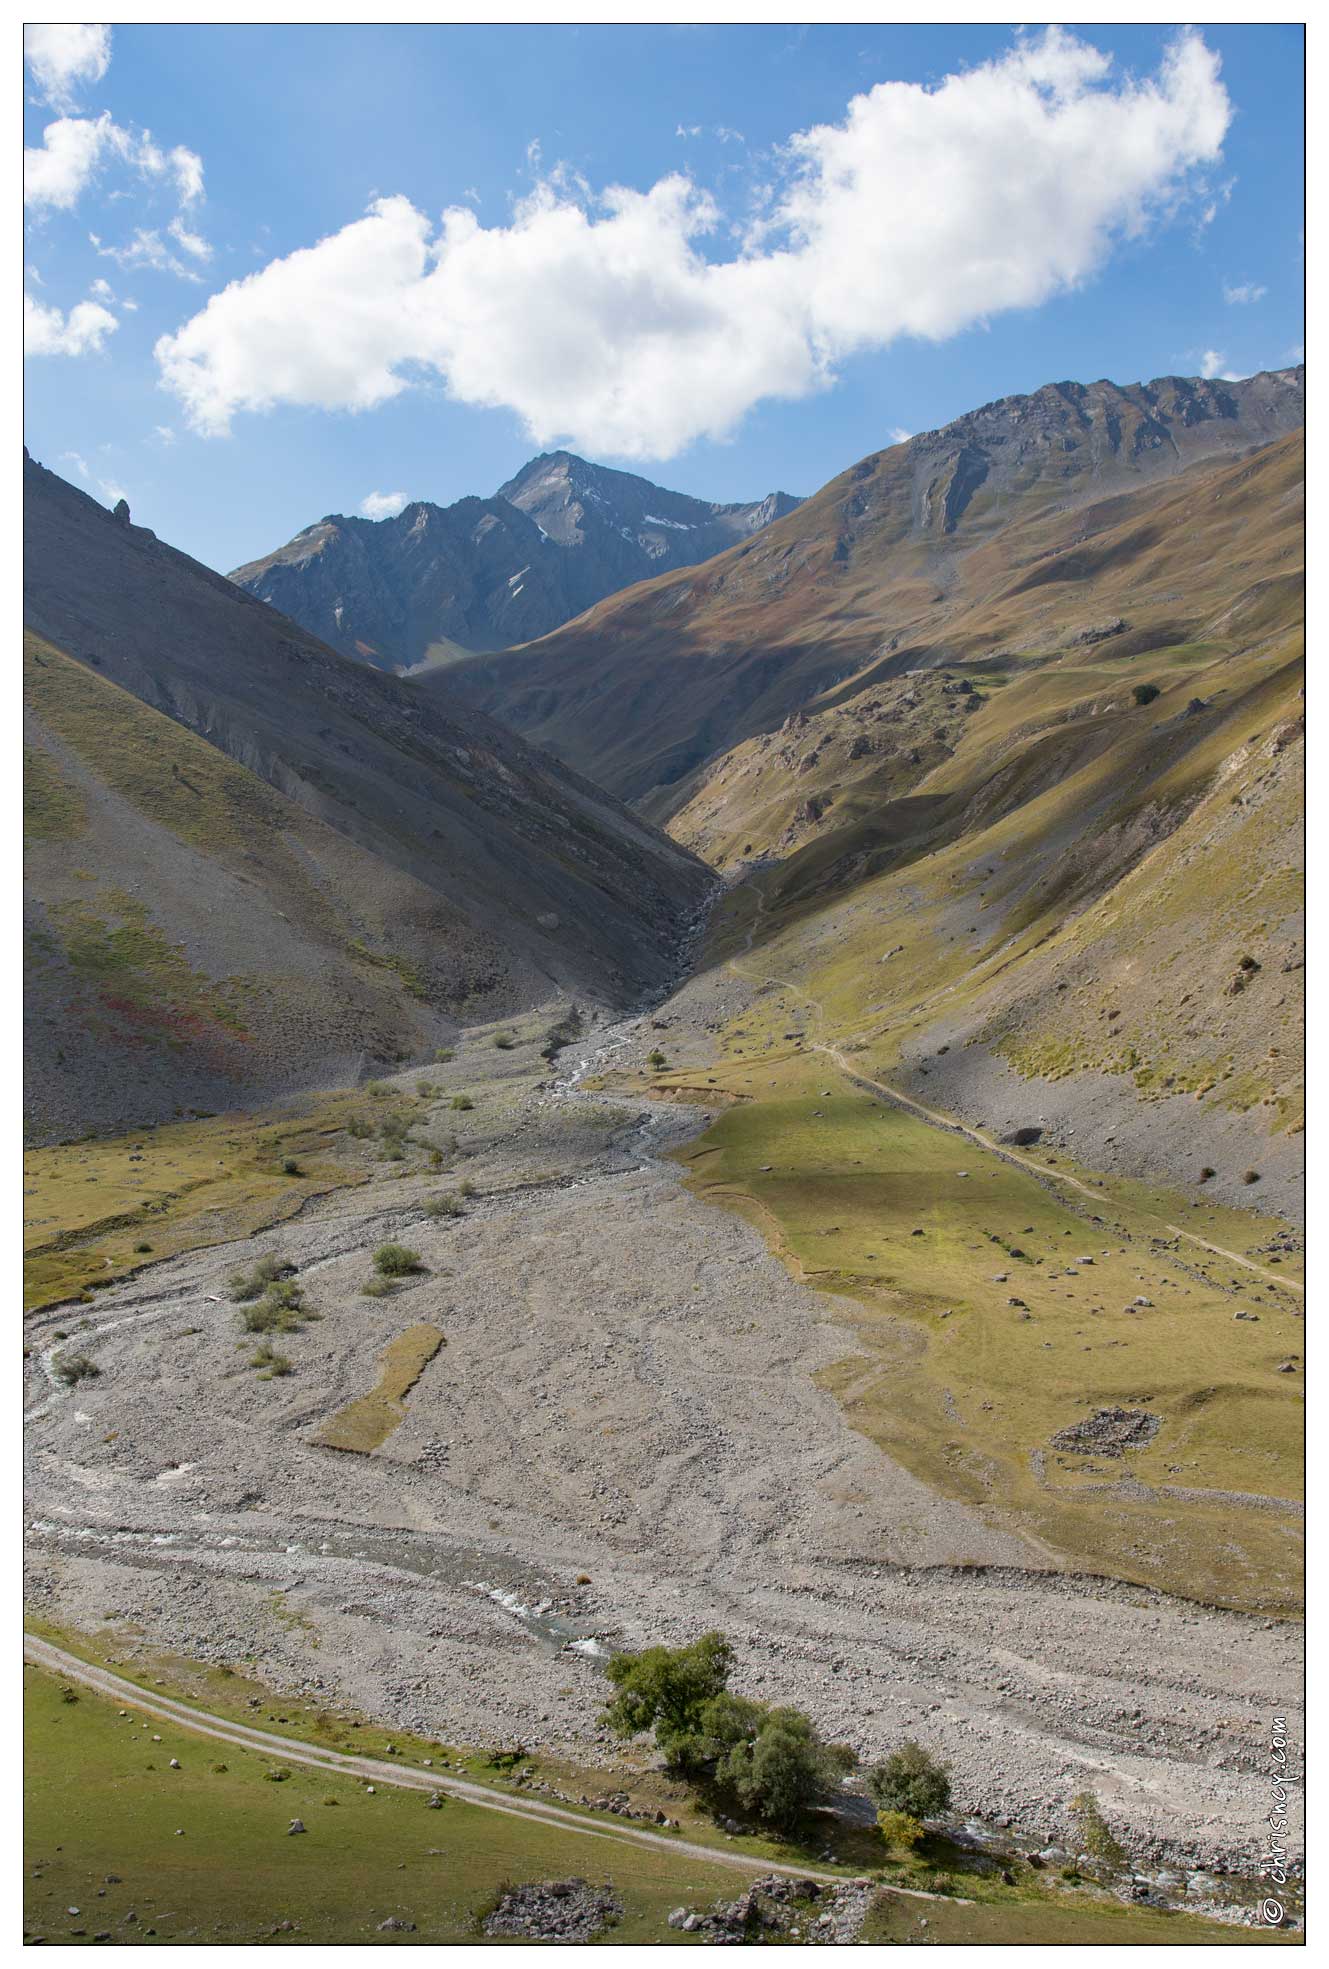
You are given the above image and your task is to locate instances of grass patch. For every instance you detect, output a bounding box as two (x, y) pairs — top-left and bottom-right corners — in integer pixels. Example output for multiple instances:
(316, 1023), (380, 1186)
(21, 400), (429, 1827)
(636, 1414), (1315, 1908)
(24, 1096), (369, 1314)
(22, 1662), (746, 1945)
(314, 1324), (446, 1452)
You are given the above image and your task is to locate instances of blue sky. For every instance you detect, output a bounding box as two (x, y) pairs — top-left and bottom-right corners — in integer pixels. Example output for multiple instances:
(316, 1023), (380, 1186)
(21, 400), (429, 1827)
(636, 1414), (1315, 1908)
(24, 22), (1304, 574)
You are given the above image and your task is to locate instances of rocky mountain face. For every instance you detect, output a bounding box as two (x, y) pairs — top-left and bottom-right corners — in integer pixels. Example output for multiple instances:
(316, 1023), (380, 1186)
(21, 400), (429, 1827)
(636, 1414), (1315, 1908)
(440, 368), (1305, 810)
(229, 452), (801, 672)
(23, 452), (712, 1140)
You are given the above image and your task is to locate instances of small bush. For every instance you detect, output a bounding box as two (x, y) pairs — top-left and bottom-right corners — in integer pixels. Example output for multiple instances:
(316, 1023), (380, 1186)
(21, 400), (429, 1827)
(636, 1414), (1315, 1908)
(346, 1115), (373, 1139)
(433, 1047), (455, 1063)
(281, 1157), (303, 1177)
(425, 1193), (465, 1219)
(867, 1742), (952, 1822)
(250, 1343), (292, 1379)
(1243, 1169), (1261, 1184)
(379, 1110), (413, 1142)
(877, 1809), (925, 1853)
(1199, 1166), (1216, 1182)
(1132, 682), (1160, 706)
(263, 1768), (292, 1782)
(380, 1141), (405, 1163)
(54, 1352), (100, 1386)
(493, 1033), (517, 1050)
(360, 1276), (396, 1298)
(428, 1148), (444, 1169)
(458, 1178), (476, 1198)
(648, 1050), (667, 1069)
(134, 1241), (153, 1254)
(366, 1080), (390, 1098)
(373, 1242), (424, 1278)
(416, 1080), (438, 1099)
(450, 1094), (474, 1111)
(229, 1254), (294, 1303)
(240, 1280), (316, 1334)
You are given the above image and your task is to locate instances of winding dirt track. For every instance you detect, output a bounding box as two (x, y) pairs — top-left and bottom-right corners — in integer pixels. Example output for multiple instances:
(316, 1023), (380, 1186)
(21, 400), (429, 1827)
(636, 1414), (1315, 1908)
(29, 1634), (951, 1899)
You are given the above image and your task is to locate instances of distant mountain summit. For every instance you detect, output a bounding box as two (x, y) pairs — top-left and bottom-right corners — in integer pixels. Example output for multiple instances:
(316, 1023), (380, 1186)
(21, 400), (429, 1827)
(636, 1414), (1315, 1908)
(230, 454), (801, 672)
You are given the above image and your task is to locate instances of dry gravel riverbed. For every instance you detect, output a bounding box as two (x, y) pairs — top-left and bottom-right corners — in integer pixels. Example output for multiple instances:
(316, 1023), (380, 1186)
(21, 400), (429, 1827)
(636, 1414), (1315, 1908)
(24, 989), (1302, 1876)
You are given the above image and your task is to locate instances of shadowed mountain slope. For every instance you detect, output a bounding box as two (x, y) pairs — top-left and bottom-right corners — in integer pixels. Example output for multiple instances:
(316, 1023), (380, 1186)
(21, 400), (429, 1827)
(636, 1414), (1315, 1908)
(23, 453), (712, 1141)
(229, 451), (800, 671)
(439, 368), (1303, 814)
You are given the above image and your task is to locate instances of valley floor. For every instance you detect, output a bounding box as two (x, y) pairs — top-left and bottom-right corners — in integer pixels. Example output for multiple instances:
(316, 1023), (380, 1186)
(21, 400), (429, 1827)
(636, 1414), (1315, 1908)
(24, 972), (1302, 1886)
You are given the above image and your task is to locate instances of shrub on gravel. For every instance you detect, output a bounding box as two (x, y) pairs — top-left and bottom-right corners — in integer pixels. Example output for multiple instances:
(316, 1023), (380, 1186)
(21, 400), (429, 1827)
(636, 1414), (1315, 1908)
(53, 1352), (100, 1386)
(228, 1254), (294, 1302)
(1131, 682), (1160, 706)
(373, 1242), (424, 1278)
(345, 1114), (374, 1139)
(450, 1094), (474, 1111)
(425, 1193), (465, 1219)
(240, 1280), (317, 1334)
(360, 1276), (396, 1298)
(366, 1080), (391, 1097)
(493, 1033), (517, 1050)
(867, 1742), (951, 1822)
(434, 1047), (455, 1063)
(249, 1342), (292, 1379)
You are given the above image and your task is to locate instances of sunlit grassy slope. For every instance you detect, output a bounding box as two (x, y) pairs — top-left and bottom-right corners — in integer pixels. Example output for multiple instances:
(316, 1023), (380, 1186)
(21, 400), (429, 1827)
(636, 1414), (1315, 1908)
(647, 1035), (1302, 1612)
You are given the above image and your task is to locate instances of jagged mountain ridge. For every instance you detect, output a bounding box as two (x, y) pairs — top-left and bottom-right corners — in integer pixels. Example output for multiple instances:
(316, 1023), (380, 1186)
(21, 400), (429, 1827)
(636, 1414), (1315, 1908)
(23, 452), (712, 1140)
(229, 451), (801, 671)
(438, 367), (1305, 811)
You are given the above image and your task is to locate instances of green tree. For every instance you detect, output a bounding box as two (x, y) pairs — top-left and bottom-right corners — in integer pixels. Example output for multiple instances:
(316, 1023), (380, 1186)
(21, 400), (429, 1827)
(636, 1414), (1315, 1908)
(602, 1631), (734, 1772)
(867, 1742), (951, 1821)
(718, 1705), (855, 1830)
(602, 1636), (853, 1826)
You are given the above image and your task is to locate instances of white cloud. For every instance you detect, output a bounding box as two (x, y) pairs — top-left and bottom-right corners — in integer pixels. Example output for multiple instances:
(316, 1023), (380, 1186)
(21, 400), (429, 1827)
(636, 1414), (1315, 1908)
(24, 24), (111, 111)
(169, 215), (213, 260)
(24, 113), (118, 211)
(25, 112), (204, 216)
(89, 275), (115, 301)
(675, 123), (702, 139)
(24, 290), (117, 357)
(93, 225), (206, 282)
(152, 424), (177, 445)
(1223, 279), (1266, 305)
(888, 426), (912, 445)
(1198, 348), (1244, 381)
(359, 489), (410, 519)
(155, 28), (1232, 454)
